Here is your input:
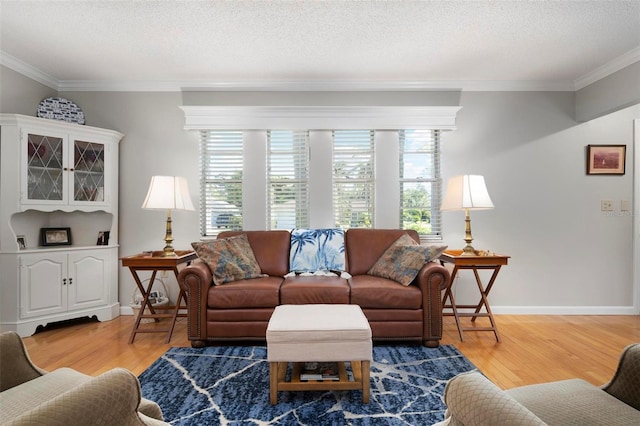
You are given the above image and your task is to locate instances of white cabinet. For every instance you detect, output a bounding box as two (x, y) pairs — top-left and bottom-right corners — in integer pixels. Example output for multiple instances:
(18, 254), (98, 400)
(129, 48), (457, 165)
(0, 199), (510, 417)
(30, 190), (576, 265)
(21, 129), (114, 207)
(19, 250), (110, 319)
(19, 253), (66, 318)
(0, 114), (123, 336)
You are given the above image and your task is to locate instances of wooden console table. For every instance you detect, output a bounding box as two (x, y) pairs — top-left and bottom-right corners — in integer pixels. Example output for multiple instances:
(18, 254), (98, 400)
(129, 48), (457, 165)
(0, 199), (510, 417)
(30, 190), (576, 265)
(121, 250), (197, 343)
(440, 250), (510, 342)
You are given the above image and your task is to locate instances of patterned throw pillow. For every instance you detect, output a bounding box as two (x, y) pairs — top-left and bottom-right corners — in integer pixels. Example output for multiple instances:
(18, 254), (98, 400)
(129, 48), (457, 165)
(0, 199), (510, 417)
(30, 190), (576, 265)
(290, 228), (345, 273)
(191, 234), (263, 285)
(367, 234), (447, 286)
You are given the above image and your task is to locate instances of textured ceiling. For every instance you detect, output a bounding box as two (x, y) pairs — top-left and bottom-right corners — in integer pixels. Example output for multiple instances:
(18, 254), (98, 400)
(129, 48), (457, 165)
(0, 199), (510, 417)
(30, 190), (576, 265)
(1, 0), (639, 91)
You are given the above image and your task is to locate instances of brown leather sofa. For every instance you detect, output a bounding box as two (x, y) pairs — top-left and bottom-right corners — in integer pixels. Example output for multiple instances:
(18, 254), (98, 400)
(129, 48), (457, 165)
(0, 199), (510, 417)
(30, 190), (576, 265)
(177, 229), (450, 348)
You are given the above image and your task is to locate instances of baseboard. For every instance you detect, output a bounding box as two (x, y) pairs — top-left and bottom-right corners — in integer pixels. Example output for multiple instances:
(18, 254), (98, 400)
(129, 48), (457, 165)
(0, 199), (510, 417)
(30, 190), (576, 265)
(119, 306), (188, 316)
(491, 306), (638, 315)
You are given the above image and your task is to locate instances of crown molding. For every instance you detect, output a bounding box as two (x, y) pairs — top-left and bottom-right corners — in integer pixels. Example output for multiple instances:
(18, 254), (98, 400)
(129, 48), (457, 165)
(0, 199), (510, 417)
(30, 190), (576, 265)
(57, 79), (183, 92)
(180, 105), (462, 130)
(180, 80), (576, 92)
(574, 47), (640, 90)
(2, 49), (636, 93)
(182, 81), (460, 92)
(58, 79), (575, 92)
(0, 52), (58, 90)
(450, 80), (575, 92)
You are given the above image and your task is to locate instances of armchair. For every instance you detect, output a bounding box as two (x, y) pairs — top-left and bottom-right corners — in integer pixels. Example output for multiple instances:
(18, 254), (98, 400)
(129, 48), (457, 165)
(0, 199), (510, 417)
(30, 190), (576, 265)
(435, 343), (640, 425)
(0, 331), (168, 426)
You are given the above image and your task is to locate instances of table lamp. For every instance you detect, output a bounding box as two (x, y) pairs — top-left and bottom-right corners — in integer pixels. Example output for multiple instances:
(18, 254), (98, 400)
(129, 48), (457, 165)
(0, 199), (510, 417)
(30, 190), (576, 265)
(142, 176), (194, 257)
(441, 175), (494, 256)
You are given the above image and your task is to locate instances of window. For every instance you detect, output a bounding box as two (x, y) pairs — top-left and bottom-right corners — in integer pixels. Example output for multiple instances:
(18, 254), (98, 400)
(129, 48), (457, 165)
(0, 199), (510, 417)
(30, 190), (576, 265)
(197, 128), (445, 236)
(399, 129), (442, 239)
(267, 130), (310, 229)
(188, 105), (459, 236)
(332, 130), (375, 228)
(199, 130), (243, 236)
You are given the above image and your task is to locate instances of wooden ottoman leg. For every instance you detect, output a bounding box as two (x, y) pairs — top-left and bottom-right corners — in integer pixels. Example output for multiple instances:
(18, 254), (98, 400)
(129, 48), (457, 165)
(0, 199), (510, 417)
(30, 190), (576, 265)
(362, 360), (370, 403)
(269, 362), (278, 405)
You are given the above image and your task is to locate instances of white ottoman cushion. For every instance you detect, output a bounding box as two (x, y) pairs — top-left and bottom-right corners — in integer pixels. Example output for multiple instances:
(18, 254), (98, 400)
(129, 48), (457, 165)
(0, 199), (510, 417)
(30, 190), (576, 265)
(267, 304), (372, 362)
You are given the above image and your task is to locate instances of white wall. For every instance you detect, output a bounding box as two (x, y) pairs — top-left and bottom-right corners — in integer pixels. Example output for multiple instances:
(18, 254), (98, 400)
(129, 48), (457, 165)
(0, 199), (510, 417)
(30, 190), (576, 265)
(442, 92), (637, 313)
(0, 66), (56, 114)
(576, 62), (640, 122)
(1, 67), (637, 314)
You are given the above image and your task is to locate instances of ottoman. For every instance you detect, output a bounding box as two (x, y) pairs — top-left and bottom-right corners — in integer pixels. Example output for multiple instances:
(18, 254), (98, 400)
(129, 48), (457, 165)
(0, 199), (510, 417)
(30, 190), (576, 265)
(266, 304), (372, 404)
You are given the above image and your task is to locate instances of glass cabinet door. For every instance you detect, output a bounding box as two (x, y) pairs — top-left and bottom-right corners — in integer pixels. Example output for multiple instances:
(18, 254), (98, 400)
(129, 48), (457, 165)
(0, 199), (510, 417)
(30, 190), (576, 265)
(73, 140), (105, 202)
(26, 133), (64, 201)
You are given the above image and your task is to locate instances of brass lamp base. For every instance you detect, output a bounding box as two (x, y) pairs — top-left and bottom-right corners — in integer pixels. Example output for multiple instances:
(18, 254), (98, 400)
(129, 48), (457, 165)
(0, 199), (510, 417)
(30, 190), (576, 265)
(461, 243), (477, 256)
(162, 246), (177, 257)
(460, 208), (478, 256)
(161, 209), (177, 257)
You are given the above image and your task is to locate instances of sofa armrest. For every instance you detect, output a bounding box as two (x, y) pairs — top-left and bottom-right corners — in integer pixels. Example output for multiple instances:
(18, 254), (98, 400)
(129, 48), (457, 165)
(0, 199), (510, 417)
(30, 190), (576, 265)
(5, 368), (169, 426)
(138, 398), (165, 423)
(177, 261), (213, 347)
(0, 331), (47, 392)
(415, 262), (450, 347)
(601, 343), (640, 410)
(435, 371), (546, 426)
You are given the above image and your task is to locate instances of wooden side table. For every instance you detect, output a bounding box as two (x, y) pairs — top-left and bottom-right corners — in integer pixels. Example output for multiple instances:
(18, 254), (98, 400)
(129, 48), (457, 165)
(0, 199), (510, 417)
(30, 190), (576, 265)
(121, 250), (197, 344)
(440, 250), (510, 342)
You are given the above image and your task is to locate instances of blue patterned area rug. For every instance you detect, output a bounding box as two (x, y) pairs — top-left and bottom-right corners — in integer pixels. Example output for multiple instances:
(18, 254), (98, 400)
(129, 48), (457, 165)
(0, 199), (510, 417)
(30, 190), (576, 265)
(139, 345), (476, 425)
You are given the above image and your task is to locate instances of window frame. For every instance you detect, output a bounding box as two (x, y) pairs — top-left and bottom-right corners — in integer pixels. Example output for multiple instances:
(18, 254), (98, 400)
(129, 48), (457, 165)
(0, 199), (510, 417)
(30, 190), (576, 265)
(199, 130), (244, 236)
(266, 130), (310, 230)
(399, 129), (443, 241)
(332, 130), (375, 229)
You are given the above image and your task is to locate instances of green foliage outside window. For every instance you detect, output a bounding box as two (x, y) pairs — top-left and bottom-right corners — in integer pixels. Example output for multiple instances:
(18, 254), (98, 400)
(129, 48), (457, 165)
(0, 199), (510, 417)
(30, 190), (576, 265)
(401, 185), (432, 234)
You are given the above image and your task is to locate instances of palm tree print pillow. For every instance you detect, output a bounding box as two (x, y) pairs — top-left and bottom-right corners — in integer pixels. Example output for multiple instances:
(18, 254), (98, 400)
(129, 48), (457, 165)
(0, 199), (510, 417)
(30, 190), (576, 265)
(289, 229), (345, 273)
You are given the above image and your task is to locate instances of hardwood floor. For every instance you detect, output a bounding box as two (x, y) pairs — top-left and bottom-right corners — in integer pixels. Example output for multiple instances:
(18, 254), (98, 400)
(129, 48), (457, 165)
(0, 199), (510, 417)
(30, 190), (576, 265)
(21, 314), (640, 390)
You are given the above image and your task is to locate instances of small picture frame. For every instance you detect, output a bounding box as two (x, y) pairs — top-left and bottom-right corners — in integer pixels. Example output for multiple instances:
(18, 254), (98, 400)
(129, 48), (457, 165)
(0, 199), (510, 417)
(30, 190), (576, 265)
(40, 227), (72, 246)
(587, 145), (626, 175)
(16, 235), (26, 250)
(96, 231), (110, 246)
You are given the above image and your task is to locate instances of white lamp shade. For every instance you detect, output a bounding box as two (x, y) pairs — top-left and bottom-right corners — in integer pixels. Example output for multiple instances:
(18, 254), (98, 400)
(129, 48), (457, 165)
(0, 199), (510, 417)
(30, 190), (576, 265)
(441, 175), (494, 211)
(142, 176), (195, 211)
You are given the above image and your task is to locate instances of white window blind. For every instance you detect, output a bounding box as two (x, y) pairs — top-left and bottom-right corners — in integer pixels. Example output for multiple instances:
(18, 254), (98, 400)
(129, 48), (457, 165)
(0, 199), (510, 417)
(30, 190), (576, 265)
(200, 130), (243, 236)
(332, 130), (375, 228)
(399, 129), (442, 240)
(267, 130), (310, 229)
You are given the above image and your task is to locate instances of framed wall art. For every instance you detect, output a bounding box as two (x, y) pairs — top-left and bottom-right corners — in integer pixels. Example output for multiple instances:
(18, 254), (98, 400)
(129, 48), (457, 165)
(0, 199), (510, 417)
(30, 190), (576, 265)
(40, 227), (72, 246)
(587, 145), (626, 175)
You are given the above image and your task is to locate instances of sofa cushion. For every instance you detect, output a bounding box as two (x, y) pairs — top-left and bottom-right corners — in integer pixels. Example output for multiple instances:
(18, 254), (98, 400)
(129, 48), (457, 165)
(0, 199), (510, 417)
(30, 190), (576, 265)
(192, 234), (264, 285)
(507, 378), (640, 425)
(207, 276), (282, 309)
(218, 230), (291, 277)
(345, 229), (420, 275)
(207, 308), (275, 323)
(350, 274), (423, 309)
(290, 228), (345, 273)
(280, 276), (350, 304)
(367, 234), (447, 286)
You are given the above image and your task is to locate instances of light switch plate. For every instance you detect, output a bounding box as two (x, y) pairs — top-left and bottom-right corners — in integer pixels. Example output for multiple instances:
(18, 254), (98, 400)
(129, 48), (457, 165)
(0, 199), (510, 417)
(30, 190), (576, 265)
(621, 200), (631, 211)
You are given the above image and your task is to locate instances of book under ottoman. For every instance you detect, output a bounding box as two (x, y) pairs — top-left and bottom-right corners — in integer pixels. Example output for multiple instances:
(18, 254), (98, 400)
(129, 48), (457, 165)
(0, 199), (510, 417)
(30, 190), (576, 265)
(266, 304), (373, 405)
